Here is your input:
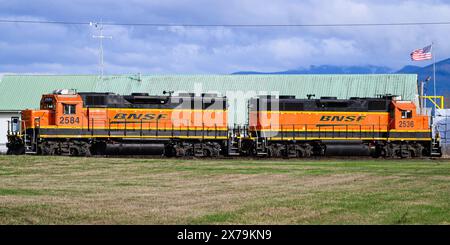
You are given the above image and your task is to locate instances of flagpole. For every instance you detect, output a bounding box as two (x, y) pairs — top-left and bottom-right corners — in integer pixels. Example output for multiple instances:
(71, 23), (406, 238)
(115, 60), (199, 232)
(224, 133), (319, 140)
(433, 42), (436, 100)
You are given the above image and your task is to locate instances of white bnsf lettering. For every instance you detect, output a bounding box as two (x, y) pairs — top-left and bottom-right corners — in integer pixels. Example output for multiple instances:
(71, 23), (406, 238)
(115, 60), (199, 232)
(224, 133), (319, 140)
(113, 113), (167, 120)
(320, 115), (366, 122)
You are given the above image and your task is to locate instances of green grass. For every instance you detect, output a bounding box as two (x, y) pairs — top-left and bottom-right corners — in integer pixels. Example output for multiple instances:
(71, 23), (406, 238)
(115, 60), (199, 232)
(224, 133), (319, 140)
(0, 188), (45, 196)
(0, 155), (449, 224)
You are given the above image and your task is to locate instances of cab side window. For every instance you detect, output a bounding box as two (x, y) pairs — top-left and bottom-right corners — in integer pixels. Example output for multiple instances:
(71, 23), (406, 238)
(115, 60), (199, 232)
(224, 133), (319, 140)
(401, 110), (412, 119)
(63, 104), (76, 114)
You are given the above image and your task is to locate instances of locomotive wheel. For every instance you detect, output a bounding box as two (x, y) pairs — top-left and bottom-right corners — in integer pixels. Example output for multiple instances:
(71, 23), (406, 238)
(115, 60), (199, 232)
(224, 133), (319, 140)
(40, 145), (48, 155)
(303, 144), (313, 157)
(391, 143), (410, 158)
(81, 143), (92, 157)
(69, 147), (80, 156)
(268, 144), (283, 157)
(49, 148), (58, 155)
(380, 144), (393, 158)
(267, 148), (274, 157)
(174, 145), (186, 157)
(399, 150), (411, 158)
(409, 143), (424, 158)
(296, 149), (305, 158)
(41, 142), (59, 155)
(185, 148), (193, 157)
(203, 149), (211, 157)
(273, 148), (283, 157)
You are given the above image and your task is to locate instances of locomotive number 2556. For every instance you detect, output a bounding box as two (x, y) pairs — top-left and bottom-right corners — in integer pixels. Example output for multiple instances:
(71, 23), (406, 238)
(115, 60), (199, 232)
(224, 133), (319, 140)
(59, 117), (80, 124)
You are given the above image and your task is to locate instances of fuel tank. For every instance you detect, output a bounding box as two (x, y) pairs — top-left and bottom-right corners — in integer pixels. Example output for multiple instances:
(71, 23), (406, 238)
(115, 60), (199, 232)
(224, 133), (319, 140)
(103, 143), (165, 155)
(323, 141), (371, 156)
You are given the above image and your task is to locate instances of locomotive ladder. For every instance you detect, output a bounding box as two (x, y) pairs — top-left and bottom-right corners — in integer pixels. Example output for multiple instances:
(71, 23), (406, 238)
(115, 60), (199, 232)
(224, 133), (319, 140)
(24, 117), (39, 154)
(431, 136), (443, 157)
(254, 126), (267, 156)
(227, 125), (241, 156)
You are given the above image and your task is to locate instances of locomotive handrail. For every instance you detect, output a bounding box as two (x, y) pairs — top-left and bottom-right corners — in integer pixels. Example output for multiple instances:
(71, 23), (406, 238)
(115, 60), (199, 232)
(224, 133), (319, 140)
(247, 123), (393, 140)
(124, 118), (127, 136)
(292, 124), (295, 140)
(305, 124), (307, 140)
(280, 124), (283, 141)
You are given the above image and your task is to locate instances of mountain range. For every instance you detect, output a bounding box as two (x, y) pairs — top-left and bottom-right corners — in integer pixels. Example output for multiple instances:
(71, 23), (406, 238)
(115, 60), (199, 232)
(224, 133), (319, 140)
(233, 58), (450, 94)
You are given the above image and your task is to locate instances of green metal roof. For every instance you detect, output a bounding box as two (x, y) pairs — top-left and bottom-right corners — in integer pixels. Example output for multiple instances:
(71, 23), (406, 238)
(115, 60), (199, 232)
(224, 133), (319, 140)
(0, 74), (418, 125)
(0, 75), (97, 111)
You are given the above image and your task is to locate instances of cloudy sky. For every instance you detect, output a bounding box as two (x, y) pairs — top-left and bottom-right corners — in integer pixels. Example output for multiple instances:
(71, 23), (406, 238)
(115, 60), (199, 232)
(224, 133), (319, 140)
(0, 0), (449, 74)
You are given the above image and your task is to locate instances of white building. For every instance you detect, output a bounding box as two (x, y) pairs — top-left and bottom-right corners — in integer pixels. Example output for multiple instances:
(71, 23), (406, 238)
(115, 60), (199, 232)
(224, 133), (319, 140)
(0, 111), (20, 153)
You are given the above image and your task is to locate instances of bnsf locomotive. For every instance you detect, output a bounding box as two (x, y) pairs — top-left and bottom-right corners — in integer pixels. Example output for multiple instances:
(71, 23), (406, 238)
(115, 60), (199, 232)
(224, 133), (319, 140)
(247, 95), (441, 158)
(6, 89), (441, 158)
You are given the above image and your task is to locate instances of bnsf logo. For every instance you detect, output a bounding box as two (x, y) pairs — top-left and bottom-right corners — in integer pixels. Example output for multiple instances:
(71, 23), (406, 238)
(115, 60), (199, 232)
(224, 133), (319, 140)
(319, 115), (366, 122)
(113, 113), (167, 120)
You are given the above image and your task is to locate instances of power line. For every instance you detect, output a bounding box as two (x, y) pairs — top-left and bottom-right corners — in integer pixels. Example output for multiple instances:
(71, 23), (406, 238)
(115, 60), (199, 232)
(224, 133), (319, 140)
(2, 19), (450, 27)
(0, 19), (88, 25)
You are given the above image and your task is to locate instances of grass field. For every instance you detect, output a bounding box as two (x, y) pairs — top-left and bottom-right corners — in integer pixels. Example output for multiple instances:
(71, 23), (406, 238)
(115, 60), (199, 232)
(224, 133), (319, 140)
(0, 155), (449, 224)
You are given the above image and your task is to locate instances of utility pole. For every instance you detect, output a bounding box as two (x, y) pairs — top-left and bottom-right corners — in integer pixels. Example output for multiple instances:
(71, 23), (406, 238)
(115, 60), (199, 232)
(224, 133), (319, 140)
(90, 21), (112, 78)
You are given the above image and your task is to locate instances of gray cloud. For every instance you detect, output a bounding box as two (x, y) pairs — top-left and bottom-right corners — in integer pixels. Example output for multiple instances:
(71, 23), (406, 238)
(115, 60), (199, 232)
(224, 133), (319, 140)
(0, 0), (449, 74)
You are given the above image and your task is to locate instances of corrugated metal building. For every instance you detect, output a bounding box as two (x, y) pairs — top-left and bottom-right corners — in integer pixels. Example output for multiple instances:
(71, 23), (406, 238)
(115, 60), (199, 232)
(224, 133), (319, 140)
(0, 74), (419, 152)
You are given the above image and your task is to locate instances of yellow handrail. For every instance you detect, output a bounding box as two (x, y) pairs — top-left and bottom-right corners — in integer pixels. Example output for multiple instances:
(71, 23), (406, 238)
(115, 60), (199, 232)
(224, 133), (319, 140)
(419, 96), (444, 109)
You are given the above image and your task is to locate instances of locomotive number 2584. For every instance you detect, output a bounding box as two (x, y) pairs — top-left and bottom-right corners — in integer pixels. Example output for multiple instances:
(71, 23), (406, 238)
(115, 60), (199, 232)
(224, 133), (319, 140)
(59, 117), (80, 124)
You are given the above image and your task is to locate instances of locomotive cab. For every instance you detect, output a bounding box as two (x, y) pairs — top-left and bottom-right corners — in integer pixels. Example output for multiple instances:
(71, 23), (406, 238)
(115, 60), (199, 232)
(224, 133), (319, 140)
(48, 89), (84, 127)
(390, 100), (429, 131)
(7, 89), (84, 154)
(21, 89), (84, 129)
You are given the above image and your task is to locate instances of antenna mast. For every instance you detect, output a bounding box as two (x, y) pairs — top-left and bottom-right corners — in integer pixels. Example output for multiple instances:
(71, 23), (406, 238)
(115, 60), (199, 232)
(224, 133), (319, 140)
(90, 21), (112, 78)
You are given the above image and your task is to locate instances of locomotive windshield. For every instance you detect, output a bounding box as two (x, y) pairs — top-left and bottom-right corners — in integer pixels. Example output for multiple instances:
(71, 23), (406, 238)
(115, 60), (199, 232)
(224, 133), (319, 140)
(41, 97), (55, 110)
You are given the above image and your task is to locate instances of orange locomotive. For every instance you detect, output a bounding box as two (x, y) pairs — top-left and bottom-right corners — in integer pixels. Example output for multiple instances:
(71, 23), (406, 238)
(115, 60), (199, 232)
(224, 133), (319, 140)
(7, 89), (228, 156)
(245, 95), (441, 158)
(7, 90), (441, 158)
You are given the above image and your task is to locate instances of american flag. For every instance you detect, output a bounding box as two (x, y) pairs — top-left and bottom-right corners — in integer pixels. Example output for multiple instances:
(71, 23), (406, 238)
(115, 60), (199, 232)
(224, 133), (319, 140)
(410, 45), (432, 61)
